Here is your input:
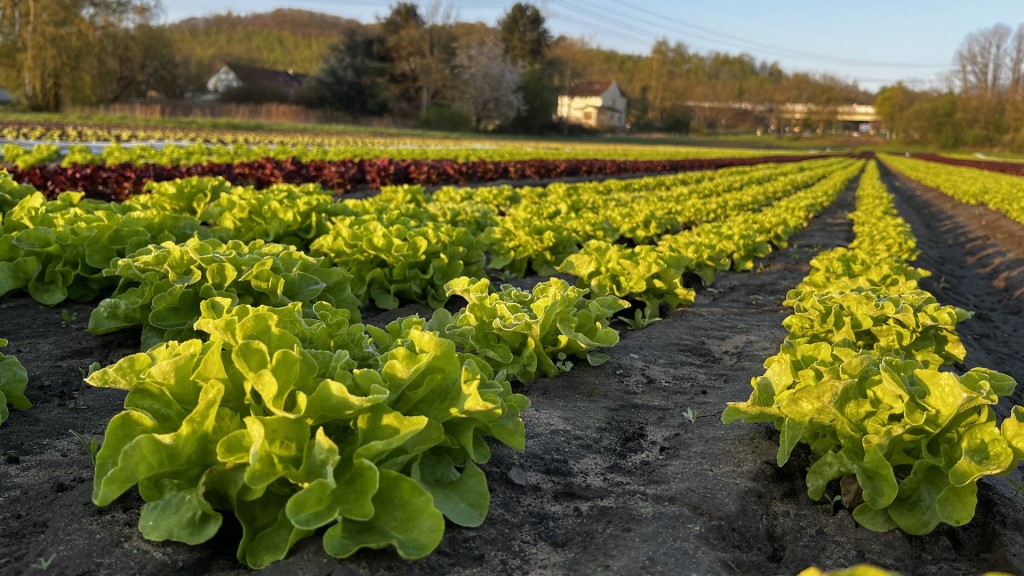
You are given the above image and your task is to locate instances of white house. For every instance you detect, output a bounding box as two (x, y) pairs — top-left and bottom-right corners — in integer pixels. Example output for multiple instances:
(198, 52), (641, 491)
(556, 80), (628, 129)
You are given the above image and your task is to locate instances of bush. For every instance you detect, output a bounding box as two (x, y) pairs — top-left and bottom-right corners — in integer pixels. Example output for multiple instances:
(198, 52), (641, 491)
(662, 114), (691, 135)
(418, 105), (473, 132)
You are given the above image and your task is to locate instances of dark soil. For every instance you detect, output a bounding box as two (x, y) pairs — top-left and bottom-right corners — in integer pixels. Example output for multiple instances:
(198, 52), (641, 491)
(3, 170), (1024, 576)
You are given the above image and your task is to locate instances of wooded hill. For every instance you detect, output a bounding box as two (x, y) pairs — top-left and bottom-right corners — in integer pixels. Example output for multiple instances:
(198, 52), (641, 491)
(167, 9), (362, 91)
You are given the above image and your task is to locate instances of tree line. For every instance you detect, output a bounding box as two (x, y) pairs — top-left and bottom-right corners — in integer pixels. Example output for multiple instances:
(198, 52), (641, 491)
(876, 23), (1024, 149)
(0, 0), (872, 134)
(0, 0), (176, 111)
(9, 1), (1024, 145)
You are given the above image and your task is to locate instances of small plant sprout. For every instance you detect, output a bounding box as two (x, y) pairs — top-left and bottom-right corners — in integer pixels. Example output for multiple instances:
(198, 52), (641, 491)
(32, 553), (56, 570)
(69, 429), (99, 468)
(493, 269), (517, 284)
(69, 363), (99, 411)
(682, 406), (700, 424)
(554, 352), (574, 373)
(624, 308), (662, 330)
(59, 309), (77, 327)
(78, 362), (100, 379)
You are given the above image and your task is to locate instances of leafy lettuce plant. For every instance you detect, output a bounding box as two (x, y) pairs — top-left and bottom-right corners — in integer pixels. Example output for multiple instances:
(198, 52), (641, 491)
(126, 176), (234, 217)
(311, 215), (485, 310)
(724, 342), (1024, 535)
(781, 286), (971, 369)
(87, 298), (529, 568)
(797, 248), (928, 296)
(89, 237), (360, 349)
(0, 338), (29, 425)
(0, 169), (37, 214)
(199, 182), (345, 248)
(0, 190), (205, 305)
(558, 241), (695, 315)
(428, 276), (627, 383)
(1, 143), (60, 169)
(59, 144), (102, 168)
(485, 218), (582, 277)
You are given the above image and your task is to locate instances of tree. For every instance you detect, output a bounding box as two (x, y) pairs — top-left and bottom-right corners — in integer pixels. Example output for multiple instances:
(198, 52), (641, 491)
(644, 39), (692, 128)
(498, 2), (549, 68)
(495, 2), (556, 132)
(378, 1), (456, 120)
(452, 37), (523, 129)
(955, 24), (1014, 98)
(906, 92), (960, 148)
(91, 23), (181, 102)
(379, 2), (426, 118)
(951, 23), (1024, 146)
(0, 0), (170, 110)
(417, 1), (457, 117)
(310, 25), (388, 116)
(875, 82), (919, 140)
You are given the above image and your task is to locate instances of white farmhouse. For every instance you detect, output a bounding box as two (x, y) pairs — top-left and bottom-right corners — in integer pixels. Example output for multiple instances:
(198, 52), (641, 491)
(556, 80), (628, 129)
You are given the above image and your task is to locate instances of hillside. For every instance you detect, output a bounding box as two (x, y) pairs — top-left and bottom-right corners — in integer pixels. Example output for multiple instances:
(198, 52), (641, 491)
(167, 9), (361, 91)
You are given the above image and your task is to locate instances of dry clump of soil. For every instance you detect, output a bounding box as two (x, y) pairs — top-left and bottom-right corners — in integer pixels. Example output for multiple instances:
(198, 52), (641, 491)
(2, 172), (1024, 576)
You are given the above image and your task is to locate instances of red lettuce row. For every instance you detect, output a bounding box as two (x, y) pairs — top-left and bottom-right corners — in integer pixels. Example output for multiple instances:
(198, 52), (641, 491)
(11, 154), (830, 202)
(906, 153), (1024, 177)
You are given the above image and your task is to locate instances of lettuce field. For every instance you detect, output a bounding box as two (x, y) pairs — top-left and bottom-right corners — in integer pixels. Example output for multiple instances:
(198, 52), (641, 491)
(1, 133), (1023, 576)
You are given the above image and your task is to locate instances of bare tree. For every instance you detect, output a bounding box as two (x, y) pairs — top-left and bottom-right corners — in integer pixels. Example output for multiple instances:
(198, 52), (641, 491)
(955, 23), (1012, 98)
(1009, 24), (1024, 101)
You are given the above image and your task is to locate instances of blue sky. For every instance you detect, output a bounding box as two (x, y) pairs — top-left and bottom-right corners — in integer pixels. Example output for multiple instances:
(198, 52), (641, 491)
(161, 0), (1024, 93)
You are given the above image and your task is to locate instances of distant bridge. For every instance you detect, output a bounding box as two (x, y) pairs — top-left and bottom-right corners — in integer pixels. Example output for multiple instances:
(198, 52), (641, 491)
(777, 103), (878, 123)
(685, 101), (879, 123)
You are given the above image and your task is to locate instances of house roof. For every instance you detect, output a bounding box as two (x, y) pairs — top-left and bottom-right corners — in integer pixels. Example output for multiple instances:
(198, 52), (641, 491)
(220, 62), (308, 90)
(566, 80), (615, 97)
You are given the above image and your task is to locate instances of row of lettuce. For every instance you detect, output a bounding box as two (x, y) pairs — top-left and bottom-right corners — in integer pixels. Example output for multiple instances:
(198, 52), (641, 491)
(881, 153), (1024, 224)
(0, 157), (859, 318)
(0, 157), (863, 567)
(726, 161), (1024, 537)
(916, 152), (1024, 177)
(6, 150), (827, 201)
(0, 140), (784, 170)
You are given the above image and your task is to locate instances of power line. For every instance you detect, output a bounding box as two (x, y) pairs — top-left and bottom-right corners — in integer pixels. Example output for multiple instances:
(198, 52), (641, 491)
(546, 8), (658, 48)
(555, 0), (951, 70)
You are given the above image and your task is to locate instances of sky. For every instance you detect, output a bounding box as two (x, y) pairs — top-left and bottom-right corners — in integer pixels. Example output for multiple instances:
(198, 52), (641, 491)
(160, 0), (1024, 94)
